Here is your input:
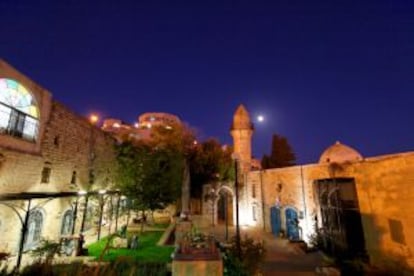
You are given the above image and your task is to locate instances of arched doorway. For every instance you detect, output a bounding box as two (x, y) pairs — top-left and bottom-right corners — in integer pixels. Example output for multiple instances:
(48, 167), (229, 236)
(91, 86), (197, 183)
(285, 207), (300, 240)
(217, 189), (233, 225)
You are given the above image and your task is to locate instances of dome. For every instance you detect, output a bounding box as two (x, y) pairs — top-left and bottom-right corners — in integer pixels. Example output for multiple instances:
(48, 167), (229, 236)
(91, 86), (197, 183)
(319, 141), (363, 164)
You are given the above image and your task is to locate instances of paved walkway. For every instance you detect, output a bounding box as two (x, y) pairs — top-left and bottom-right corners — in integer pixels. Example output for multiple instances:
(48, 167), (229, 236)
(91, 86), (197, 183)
(197, 222), (324, 275)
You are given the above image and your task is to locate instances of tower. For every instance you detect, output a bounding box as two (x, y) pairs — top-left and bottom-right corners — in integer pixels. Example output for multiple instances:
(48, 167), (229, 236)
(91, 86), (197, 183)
(230, 104), (254, 174)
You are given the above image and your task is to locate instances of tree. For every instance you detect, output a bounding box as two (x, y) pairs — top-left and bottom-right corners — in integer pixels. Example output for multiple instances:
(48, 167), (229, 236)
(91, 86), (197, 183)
(188, 139), (234, 199)
(149, 121), (197, 215)
(261, 134), (296, 169)
(116, 141), (183, 229)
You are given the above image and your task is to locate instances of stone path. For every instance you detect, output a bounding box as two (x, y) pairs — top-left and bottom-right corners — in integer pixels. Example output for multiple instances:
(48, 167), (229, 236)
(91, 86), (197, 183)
(198, 222), (324, 275)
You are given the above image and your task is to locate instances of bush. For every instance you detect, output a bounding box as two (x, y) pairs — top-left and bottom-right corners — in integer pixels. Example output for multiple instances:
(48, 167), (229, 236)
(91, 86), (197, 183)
(223, 235), (266, 276)
(19, 258), (169, 276)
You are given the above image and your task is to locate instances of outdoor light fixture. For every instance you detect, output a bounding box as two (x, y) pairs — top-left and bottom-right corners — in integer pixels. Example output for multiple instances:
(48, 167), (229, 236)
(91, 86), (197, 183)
(77, 190), (87, 196)
(89, 114), (99, 124)
(99, 189), (107, 194)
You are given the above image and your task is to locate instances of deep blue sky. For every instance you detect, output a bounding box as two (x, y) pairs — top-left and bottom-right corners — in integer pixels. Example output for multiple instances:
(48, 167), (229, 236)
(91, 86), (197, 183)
(1, 0), (413, 163)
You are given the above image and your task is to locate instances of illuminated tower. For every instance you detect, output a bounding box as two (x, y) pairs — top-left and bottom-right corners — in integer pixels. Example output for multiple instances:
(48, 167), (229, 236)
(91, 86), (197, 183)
(230, 104), (254, 174)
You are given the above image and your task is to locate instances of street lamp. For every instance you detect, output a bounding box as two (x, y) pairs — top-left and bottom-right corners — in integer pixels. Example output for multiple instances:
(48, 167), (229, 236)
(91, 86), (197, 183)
(79, 190), (89, 234)
(89, 114), (99, 125)
(114, 190), (121, 232)
(231, 152), (242, 260)
(97, 189), (107, 241)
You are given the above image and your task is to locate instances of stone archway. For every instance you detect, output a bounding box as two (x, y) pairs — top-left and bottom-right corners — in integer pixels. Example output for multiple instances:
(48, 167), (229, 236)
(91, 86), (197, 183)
(217, 186), (234, 226)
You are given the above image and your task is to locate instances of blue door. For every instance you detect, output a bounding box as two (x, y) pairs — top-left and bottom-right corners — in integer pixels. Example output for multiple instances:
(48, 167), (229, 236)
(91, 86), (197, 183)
(270, 206), (281, 237)
(285, 208), (300, 240)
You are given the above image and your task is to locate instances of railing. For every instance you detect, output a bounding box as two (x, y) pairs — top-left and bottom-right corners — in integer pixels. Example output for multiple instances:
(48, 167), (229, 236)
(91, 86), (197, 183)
(0, 104), (38, 142)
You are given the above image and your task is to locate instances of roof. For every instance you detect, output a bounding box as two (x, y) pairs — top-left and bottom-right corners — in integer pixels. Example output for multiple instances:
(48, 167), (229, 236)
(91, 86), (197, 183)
(319, 141), (363, 164)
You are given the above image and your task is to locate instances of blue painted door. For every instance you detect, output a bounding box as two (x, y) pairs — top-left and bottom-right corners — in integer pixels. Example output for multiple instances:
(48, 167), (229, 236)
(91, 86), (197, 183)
(285, 208), (300, 240)
(270, 207), (281, 237)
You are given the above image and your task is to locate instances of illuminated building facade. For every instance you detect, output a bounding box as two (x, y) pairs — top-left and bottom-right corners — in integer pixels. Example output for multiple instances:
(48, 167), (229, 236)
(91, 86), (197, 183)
(0, 60), (118, 261)
(102, 112), (181, 142)
(203, 104), (414, 272)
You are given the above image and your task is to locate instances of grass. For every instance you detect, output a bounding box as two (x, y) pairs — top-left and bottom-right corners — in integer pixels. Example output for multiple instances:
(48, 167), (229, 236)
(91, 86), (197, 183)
(87, 231), (175, 263)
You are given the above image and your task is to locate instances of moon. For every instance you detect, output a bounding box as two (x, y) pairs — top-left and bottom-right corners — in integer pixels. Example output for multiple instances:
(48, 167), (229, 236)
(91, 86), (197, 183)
(257, 115), (264, 122)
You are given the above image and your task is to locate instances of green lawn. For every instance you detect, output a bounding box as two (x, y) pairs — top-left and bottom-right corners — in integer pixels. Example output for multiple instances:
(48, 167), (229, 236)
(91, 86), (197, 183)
(87, 231), (175, 263)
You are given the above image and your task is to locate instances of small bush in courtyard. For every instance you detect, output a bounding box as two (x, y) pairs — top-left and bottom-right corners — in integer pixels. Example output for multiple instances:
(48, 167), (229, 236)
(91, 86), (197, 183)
(223, 235), (266, 276)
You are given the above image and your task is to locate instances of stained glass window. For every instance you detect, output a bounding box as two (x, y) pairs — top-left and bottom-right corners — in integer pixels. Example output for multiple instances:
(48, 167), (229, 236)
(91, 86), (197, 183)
(0, 78), (39, 141)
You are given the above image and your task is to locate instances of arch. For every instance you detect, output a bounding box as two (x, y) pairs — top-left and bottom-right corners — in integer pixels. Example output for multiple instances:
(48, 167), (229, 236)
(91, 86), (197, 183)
(24, 208), (45, 250)
(328, 188), (340, 207)
(0, 78), (40, 141)
(60, 209), (74, 236)
(216, 185), (234, 197)
(208, 185), (235, 226)
(217, 187), (234, 225)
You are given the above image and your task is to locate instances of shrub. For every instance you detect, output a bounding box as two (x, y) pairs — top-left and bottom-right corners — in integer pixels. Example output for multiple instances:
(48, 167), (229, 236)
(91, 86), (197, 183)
(223, 235), (266, 276)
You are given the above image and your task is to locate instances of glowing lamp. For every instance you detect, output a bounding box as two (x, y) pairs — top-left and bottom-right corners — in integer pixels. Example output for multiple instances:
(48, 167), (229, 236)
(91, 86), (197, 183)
(89, 114), (99, 124)
(78, 190), (87, 196)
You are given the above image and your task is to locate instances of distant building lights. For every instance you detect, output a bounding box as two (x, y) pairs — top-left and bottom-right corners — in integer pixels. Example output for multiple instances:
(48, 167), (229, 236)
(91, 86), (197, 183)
(147, 123), (152, 129)
(193, 140), (198, 145)
(134, 123), (139, 128)
(113, 123), (120, 128)
(165, 125), (172, 130)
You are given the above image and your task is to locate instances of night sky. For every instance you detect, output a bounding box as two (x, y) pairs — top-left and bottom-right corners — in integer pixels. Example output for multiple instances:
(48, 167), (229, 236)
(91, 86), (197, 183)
(1, 0), (413, 164)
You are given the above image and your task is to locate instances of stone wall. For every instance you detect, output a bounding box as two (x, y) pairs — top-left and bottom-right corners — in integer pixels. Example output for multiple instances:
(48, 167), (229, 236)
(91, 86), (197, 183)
(243, 152), (414, 271)
(0, 61), (118, 255)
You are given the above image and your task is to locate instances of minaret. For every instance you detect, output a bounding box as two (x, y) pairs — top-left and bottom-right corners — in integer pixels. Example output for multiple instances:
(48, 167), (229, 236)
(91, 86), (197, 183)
(230, 104), (254, 174)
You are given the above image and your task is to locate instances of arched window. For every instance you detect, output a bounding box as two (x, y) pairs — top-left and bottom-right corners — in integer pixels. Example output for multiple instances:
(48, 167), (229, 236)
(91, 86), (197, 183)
(24, 209), (43, 250)
(0, 78), (39, 142)
(61, 209), (74, 236)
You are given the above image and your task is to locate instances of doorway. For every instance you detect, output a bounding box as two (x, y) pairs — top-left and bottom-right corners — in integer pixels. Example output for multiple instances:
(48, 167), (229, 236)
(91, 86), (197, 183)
(314, 178), (366, 259)
(285, 207), (300, 240)
(270, 206), (281, 237)
(217, 189), (233, 225)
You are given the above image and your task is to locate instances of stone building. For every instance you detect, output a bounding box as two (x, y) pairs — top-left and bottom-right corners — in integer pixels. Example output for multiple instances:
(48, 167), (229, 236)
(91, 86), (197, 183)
(0, 60), (119, 260)
(204, 104), (414, 272)
(102, 112), (181, 142)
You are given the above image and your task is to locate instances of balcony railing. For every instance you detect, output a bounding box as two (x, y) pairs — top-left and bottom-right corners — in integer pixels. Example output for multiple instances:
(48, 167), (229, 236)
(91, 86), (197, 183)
(0, 104), (38, 142)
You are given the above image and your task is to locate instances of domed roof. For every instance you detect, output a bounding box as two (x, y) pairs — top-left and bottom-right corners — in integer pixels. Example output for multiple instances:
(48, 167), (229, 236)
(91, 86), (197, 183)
(319, 141), (363, 164)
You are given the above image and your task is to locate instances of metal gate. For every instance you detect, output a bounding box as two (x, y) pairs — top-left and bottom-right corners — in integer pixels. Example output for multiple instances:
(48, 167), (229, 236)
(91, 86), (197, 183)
(314, 178), (367, 259)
